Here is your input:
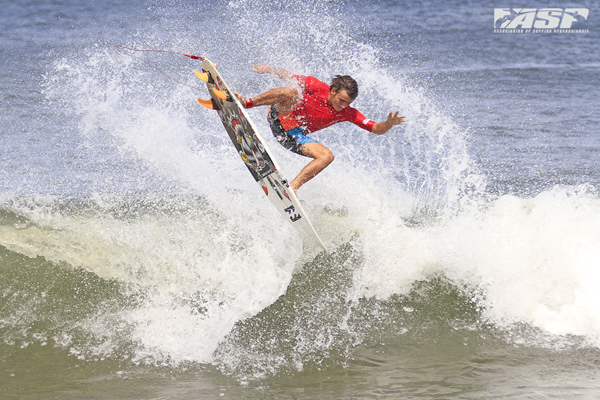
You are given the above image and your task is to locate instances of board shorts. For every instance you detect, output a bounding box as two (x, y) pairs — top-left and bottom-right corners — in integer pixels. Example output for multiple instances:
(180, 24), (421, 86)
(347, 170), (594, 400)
(267, 106), (319, 157)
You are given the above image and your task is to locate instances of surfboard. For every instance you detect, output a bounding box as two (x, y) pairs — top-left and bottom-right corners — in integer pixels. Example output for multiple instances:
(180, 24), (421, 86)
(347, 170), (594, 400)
(194, 60), (326, 251)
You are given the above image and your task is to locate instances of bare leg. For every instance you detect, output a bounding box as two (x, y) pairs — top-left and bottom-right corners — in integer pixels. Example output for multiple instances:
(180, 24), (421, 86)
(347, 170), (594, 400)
(290, 142), (335, 194)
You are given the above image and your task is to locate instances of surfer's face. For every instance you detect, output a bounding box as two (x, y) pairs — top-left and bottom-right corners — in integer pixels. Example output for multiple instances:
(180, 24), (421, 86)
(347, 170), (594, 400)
(328, 89), (354, 112)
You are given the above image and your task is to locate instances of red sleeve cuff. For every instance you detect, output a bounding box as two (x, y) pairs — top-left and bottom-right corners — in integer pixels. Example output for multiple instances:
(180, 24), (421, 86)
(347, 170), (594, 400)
(364, 118), (375, 132)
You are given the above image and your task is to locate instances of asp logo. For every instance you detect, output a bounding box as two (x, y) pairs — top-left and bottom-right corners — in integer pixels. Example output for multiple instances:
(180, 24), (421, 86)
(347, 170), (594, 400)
(494, 8), (589, 33)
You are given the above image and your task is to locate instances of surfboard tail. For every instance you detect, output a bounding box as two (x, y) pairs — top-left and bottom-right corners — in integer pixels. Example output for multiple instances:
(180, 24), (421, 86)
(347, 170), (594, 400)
(212, 88), (228, 101)
(197, 97), (220, 110)
(194, 70), (210, 83)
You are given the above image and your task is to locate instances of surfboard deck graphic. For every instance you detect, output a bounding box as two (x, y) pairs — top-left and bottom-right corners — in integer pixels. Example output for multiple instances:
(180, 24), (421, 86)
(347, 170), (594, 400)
(195, 60), (326, 251)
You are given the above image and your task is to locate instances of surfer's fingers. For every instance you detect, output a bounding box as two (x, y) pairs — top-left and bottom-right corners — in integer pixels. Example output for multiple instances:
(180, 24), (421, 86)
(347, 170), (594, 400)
(252, 63), (269, 74)
(390, 111), (406, 124)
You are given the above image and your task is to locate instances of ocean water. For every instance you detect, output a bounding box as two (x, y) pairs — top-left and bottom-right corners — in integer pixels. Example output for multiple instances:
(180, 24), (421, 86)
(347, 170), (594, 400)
(1, 0), (599, 398)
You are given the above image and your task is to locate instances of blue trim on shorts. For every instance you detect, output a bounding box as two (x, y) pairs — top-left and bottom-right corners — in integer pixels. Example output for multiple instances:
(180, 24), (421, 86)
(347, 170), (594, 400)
(286, 127), (319, 146)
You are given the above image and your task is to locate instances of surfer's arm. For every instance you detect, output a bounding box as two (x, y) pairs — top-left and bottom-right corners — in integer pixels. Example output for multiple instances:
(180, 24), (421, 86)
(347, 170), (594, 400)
(235, 87), (298, 113)
(252, 63), (295, 81)
(371, 111), (406, 135)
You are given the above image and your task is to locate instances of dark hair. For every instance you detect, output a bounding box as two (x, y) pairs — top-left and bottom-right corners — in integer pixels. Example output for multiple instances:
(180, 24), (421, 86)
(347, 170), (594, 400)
(330, 75), (358, 99)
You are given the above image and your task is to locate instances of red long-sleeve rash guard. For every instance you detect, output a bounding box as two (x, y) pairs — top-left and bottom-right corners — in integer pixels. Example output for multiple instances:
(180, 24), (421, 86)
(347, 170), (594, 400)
(282, 75), (375, 134)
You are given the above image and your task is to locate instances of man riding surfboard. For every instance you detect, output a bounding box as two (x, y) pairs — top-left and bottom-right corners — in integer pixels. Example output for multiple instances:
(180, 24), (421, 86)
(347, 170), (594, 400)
(236, 63), (406, 194)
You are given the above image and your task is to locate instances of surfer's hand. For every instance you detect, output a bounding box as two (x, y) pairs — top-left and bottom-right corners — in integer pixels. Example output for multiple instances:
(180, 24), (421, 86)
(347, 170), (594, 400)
(234, 92), (246, 104)
(252, 63), (271, 74)
(371, 111), (406, 135)
(234, 92), (254, 109)
(387, 111), (406, 126)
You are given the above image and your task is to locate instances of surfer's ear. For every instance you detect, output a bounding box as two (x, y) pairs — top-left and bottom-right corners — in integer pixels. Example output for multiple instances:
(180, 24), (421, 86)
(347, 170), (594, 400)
(329, 87), (343, 98)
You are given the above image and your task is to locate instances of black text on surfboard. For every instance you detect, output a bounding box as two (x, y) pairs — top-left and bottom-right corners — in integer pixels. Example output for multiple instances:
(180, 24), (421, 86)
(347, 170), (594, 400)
(284, 205), (302, 222)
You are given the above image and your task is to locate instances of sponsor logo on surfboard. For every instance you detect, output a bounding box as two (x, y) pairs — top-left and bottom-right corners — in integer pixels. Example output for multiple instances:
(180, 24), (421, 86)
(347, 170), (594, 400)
(284, 205), (302, 222)
(259, 169), (275, 179)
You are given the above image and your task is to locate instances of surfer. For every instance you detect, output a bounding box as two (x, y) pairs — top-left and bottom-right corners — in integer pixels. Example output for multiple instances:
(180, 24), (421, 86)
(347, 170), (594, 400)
(235, 63), (405, 194)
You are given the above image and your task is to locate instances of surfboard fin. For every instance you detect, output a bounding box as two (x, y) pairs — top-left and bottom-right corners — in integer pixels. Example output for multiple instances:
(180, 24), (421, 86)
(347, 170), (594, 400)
(194, 70), (210, 83)
(197, 97), (220, 110)
(212, 88), (228, 101)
